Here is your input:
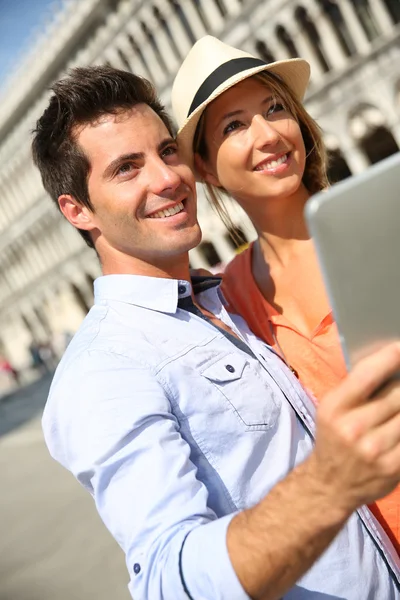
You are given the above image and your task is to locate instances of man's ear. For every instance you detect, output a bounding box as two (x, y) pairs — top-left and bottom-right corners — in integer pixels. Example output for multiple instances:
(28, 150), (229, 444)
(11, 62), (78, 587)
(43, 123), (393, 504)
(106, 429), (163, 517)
(194, 153), (221, 188)
(58, 194), (96, 232)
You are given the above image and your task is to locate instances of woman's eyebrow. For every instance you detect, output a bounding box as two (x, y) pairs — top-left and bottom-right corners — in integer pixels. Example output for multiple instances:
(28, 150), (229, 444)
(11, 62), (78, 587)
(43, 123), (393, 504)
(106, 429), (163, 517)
(217, 109), (244, 128)
(261, 95), (275, 106)
(217, 95), (276, 128)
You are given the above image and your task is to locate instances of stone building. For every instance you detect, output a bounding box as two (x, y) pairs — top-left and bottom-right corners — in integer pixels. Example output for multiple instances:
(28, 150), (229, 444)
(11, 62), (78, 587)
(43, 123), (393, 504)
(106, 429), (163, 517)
(0, 0), (399, 370)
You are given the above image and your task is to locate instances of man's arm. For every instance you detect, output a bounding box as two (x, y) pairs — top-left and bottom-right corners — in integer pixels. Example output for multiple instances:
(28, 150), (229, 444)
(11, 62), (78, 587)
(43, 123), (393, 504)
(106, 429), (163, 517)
(44, 349), (247, 600)
(226, 343), (400, 600)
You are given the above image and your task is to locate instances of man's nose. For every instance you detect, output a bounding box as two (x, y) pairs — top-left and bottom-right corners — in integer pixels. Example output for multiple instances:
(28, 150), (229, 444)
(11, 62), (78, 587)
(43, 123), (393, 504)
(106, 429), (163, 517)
(250, 114), (281, 149)
(148, 157), (182, 196)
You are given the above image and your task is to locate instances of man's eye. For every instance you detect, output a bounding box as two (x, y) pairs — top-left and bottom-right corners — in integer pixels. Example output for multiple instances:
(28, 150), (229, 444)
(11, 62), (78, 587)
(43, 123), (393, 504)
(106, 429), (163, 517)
(223, 120), (243, 135)
(162, 145), (178, 157)
(117, 163), (134, 175)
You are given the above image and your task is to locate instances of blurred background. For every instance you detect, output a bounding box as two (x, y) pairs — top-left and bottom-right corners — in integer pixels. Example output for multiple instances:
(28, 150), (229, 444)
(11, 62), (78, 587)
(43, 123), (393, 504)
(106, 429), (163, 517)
(0, 0), (399, 597)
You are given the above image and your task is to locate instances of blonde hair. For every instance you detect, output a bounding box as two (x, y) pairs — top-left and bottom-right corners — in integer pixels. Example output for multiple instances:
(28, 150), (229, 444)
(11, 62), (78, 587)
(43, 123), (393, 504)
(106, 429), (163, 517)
(193, 71), (329, 234)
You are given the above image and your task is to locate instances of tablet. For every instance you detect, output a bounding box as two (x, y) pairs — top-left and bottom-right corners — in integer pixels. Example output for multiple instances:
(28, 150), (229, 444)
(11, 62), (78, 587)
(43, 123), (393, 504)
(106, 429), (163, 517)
(304, 151), (400, 371)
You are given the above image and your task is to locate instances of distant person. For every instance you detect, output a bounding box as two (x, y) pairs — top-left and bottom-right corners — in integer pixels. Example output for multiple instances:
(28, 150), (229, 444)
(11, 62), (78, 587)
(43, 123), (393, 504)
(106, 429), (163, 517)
(32, 65), (400, 599)
(0, 356), (20, 385)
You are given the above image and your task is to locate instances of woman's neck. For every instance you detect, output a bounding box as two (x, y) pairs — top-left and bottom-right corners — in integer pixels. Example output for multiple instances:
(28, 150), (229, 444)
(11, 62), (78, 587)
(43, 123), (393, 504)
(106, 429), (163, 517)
(249, 187), (312, 267)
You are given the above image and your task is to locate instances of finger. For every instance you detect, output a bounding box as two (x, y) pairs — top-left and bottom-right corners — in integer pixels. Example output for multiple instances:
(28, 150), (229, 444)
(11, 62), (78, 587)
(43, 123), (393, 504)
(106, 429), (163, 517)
(358, 412), (400, 462)
(324, 342), (400, 411)
(339, 382), (400, 440)
(377, 440), (400, 483)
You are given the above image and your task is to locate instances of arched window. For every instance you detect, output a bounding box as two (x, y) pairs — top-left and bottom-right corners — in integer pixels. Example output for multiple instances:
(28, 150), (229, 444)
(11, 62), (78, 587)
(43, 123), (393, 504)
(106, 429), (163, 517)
(327, 149), (352, 184)
(349, 104), (399, 164)
(349, 0), (380, 41)
(294, 6), (331, 72)
(255, 40), (275, 63)
(167, 0), (196, 44)
(381, 0), (400, 24)
(315, 0), (357, 56)
(199, 241), (222, 267)
(275, 25), (299, 58)
(140, 21), (168, 73)
(152, 6), (182, 59)
(361, 127), (399, 164)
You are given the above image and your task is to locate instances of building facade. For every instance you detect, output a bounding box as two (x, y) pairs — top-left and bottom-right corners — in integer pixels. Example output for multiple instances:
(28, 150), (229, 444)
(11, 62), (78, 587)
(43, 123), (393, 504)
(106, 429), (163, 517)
(0, 0), (399, 371)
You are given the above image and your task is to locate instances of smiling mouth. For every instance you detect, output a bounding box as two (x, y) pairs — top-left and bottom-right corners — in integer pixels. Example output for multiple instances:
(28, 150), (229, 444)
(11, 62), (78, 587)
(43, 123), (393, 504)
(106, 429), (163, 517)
(147, 201), (185, 219)
(254, 153), (289, 171)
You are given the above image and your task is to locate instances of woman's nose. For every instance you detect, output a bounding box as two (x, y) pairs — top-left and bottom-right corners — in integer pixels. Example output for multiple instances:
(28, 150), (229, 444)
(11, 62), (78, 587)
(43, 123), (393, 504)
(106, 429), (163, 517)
(250, 114), (280, 149)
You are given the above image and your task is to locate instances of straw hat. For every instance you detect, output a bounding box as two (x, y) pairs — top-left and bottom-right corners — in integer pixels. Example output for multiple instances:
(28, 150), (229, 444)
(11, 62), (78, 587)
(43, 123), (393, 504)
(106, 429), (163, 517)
(172, 36), (310, 174)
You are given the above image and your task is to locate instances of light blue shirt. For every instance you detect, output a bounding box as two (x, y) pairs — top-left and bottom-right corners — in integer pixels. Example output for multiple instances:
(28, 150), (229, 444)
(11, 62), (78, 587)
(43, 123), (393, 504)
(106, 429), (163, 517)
(43, 275), (400, 600)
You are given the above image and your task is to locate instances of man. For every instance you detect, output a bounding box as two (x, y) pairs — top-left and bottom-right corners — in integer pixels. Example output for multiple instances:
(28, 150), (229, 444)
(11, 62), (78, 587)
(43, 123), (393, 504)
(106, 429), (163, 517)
(33, 66), (400, 600)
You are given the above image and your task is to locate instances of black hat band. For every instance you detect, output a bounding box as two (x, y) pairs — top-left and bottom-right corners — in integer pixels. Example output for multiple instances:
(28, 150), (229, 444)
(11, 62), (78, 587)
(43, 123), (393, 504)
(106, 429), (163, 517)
(187, 57), (267, 117)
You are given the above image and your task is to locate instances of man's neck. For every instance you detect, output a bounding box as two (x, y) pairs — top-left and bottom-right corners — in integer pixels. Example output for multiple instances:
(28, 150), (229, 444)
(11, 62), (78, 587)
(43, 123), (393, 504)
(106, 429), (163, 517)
(100, 251), (191, 282)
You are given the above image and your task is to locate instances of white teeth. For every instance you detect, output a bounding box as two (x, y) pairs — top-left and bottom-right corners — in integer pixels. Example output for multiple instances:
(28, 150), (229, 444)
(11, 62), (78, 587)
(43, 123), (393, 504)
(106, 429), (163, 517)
(256, 153), (288, 170)
(149, 201), (184, 219)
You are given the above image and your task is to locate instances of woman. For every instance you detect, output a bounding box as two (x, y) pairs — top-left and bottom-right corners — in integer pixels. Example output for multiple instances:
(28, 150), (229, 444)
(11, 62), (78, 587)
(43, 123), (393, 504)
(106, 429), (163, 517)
(172, 36), (400, 553)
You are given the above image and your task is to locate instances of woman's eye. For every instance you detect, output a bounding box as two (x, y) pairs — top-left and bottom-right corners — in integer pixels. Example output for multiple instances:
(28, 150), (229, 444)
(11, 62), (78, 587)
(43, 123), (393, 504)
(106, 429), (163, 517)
(267, 103), (285, 116)
(223, 120), (243, 135)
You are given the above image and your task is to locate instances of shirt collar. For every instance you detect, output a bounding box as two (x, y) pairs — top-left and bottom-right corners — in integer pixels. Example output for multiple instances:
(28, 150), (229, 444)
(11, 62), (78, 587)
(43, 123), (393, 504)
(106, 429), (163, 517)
(94, 274), (221, 314)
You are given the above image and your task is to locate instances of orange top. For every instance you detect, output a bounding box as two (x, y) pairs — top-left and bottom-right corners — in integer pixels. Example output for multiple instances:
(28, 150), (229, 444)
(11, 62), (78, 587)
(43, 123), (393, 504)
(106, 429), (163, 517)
(222, 243), (400, 555)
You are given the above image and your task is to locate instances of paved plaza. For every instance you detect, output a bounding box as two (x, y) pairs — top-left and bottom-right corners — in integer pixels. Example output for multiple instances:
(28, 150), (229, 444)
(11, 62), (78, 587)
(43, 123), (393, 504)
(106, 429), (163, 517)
(0, 375), (130, 600)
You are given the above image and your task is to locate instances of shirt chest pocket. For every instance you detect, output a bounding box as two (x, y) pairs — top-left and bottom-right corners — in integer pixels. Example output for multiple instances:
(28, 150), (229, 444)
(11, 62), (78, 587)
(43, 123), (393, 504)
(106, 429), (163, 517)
(200, 353), (281, 431)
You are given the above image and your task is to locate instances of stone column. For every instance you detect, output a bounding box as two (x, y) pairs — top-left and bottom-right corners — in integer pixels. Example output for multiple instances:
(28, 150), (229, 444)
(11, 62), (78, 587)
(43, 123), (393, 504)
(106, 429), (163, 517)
(125, 21), (167, 87)
(139, 6), (181, 74)
(23, 305), (47, 341)
(174, 0), (208, 40)
(368, 0), (395, 33)
(309, 1), (348, 68)
(223, 0), (242, 18)
(118, 34), (151, 80)
(192, 0), (225, 34)
(27, 235), (47, 277)
(290, 22), (327, 80)
(104, 45), (131, 71)
(336, 0), (371, 53)
(157, 0), (194, 57)
(339, 134), (370, 174)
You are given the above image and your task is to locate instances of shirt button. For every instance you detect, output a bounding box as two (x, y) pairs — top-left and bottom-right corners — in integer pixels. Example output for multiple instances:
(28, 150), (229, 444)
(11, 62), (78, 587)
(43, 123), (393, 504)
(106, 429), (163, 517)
(225, 364), (235, 373)
(133, 563), (141, 575)
(178, 284), (186, 294)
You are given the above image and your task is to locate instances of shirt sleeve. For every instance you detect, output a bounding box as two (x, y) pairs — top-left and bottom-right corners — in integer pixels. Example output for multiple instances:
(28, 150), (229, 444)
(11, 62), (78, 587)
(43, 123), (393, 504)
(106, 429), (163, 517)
(43, 349), (249, 600)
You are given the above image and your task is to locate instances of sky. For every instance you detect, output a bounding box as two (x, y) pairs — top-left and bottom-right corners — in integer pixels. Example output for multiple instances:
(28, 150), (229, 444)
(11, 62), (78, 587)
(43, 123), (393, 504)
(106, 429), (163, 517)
(0, 0), (66, 90)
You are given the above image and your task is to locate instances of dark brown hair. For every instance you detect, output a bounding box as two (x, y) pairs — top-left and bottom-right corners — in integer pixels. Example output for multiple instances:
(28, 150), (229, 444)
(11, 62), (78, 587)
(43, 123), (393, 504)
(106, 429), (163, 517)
(32, 65), (174, 248)
(193, 71), (329, 233)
